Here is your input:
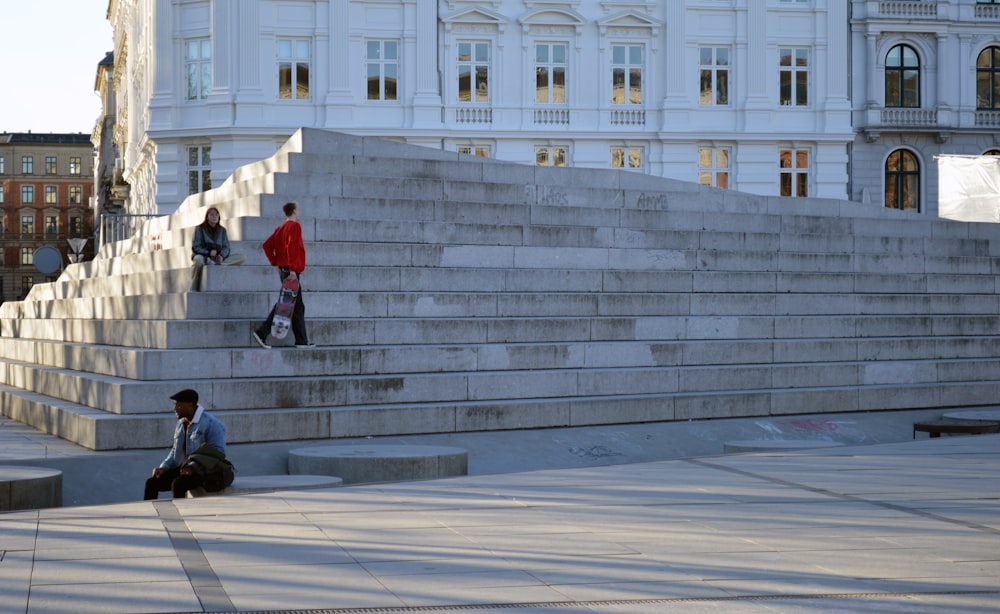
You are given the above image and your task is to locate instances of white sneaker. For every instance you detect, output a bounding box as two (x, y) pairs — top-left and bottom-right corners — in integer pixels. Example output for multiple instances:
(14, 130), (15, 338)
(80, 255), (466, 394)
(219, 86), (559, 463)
(252, 331), (271, 349)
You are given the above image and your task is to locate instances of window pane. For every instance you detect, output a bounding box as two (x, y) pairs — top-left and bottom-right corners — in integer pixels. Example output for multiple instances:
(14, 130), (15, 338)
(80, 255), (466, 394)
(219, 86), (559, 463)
(716, 48), (729, 66)
(459, 43), (471, 62)
(552, 44), (565, 63)
(536, 67), (549, 103)
(296, 63), (310, 98)
(385, 41), (397, 60)
(613, 45), (624, 64)
(458, 66), (471, 101)
(716, 149), (729, 167)
(612, 68), (625, 103)
(629, 46), (642, 64)
(796, 71), (808, 105)
(536, 149), (548, 166)
(296, 40), (310, 59)
(278, 39), (292, 58)
(279, 63), (292, 98)
(384, 64), (397, 100)
(368, 65), (380, 99)
(367, 41), (380, 59)
(536, 45), (548, 63)
(475, 66), (488, 102)
(700, 47), (713, 65)
(629, 69), (642, 103)
(475, 43), (488, 62)
(552, 67), (565, 103)
(717, 70), (728, 105)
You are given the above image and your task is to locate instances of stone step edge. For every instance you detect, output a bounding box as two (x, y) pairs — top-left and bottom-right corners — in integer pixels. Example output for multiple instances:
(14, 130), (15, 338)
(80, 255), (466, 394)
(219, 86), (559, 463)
(3, 381), (992, 451)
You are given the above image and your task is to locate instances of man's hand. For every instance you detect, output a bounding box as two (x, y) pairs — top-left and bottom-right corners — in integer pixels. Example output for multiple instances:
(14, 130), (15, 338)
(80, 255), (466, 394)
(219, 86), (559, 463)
(179, 465), (195, 477)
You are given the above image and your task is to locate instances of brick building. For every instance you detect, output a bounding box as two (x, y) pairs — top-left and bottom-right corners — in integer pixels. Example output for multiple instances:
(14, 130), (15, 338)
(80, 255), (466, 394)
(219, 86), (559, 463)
(0, 133), (94, 303)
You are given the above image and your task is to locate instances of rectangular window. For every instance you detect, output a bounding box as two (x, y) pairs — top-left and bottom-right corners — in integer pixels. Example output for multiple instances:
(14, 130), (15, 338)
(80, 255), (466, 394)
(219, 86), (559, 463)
(780, 149), (810, 197)
(22, 156), (33, 174)
(70, 217), (83, 235)
(44, 185), (58, 204)
(45, 157), (57, 174)
(612, 44), (643, 105)
(186, 38), (211, 100)
(535, 43), (567, 104)
(69, 185), (82, 204)
(0, 186), (4, 203)
(458, 42), (490, 103)
(22, 275), (34, 295)
(699, 47), (729, 105)
(45, 215), (58, 235)
(278, 38), (311, 100)
(366, 40), (398, 101)
(70, 157), (81, 175)
(22, 215), (34, 234)
(457, 145), (491, 158)
(535, 146), (567, 167)
(188, 146), (212, 195)
(611, 147), (643, 170)
(0, 156), (5, 174)
(21, 185), (34, 204)
(779, 48), (809, 106)
(699, 147), (730, 189)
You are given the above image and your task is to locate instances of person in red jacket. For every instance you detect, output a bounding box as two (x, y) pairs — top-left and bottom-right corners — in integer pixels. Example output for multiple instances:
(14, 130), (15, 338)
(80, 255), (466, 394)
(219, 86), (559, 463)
(252, 201), (314, 348)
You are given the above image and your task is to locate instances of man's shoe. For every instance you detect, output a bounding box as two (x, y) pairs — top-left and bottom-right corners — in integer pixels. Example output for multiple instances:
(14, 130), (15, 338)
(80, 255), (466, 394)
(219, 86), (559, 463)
(252, 331), (271, 349)
(295, 343), (316, 348)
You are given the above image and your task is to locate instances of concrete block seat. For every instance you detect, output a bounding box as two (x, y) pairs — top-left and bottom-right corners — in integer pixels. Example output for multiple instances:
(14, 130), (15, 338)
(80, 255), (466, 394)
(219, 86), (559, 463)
(0, 466), (62, 511)
(288, 444), (468, 484)
(723, 440), (846, 454)
(188, 474), (343, 498)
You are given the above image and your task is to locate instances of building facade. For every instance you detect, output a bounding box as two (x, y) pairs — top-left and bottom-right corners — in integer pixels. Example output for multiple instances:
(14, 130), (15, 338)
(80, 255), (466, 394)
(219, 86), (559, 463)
(102, 1), (999, 218)
(106, 0), (854, 215)
(0, 133), (95, 302)
(850, 0), (1000, 216)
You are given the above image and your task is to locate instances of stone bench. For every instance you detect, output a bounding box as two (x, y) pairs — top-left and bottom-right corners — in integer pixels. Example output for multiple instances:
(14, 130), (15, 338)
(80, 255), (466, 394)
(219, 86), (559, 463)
(188, 474), (343, 498)
(723, 440), (845, 454)
(912, 421), (1000, 439)
(287, 444), (468, 485)
(0, 466), (62, 511)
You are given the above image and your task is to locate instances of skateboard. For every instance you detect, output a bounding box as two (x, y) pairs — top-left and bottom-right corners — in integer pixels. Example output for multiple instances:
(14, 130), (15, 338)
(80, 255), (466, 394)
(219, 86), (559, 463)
(270, 275), (299, 340)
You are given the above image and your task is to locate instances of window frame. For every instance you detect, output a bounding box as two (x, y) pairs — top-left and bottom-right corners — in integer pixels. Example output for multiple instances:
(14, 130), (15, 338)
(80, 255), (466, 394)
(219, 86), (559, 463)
(21, 185), (35, 205)
(535, 145), (569, 167)
(187, 145), (212, 195)
(885, 149), (920, 211)
(977, 46), (1000, 110)
(698, 146), (731, 189)
(69, 157), (82, 175)
(186, 37), (212, 101)
(779, 148), (810, 197)
(44, 185), (58, 205)
(611, 43), (644, 106)
(457, 40), (491, 104)
(885, 44), (920, 108)
(277, 37), (312, 101)
(699, 46), (730, 106)
(365, 39), (399, 102)
(779, 47), (810, 107)
(611, 146), (644, 171)
(534, 42), (568, 105)
(45, 157), (58, 174)
(22, 156), (34, 174)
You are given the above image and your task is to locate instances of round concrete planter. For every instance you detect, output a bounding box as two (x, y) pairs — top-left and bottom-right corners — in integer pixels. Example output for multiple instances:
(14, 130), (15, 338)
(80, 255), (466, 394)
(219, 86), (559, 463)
(288, 444), (468, 484)
(0, 466), (62, 511)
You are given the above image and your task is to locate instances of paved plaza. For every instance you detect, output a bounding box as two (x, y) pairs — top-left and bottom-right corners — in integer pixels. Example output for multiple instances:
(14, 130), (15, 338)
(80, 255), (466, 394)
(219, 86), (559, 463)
(1, 412), (998, 614)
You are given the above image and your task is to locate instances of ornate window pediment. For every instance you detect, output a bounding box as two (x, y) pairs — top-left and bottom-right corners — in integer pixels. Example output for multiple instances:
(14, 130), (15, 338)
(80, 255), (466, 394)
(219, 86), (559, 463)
(597, 10), (663, 31)
(442, 6), (510, 34)
(518, 7), (586, 26)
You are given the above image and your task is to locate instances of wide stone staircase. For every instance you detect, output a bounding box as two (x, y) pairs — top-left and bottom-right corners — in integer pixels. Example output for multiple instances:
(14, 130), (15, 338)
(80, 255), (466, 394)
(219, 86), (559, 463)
(3, 128), (1000, 451)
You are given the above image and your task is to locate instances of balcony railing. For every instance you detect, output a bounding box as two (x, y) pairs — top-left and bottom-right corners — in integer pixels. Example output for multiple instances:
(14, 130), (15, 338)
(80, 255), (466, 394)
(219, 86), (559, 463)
(880, 108), (938, 126)
(98, 212), (157, 248)
(976, 4), (1000, 19)
(878, 1), (938, 18)
(453, 107), (493, 124)
(610, 108), (646, 126)
(533, 108), (570, 125)
(976, 110), (1000, 127)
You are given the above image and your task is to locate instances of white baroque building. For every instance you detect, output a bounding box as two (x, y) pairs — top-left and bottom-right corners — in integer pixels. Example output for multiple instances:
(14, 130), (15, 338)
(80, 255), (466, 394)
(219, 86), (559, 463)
(102, 1), (997, 218)
(850, 0), (1000, 216)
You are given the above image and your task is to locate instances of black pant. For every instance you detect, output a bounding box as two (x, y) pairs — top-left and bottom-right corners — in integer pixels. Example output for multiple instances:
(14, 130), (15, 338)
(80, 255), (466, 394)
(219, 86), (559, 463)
(257, 270), (308, 344)
(144, 467), (205, 500)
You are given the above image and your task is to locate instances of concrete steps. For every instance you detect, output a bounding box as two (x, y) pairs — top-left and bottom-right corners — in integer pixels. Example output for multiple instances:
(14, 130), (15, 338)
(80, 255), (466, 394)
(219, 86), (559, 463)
(4, 127), (1000, 450)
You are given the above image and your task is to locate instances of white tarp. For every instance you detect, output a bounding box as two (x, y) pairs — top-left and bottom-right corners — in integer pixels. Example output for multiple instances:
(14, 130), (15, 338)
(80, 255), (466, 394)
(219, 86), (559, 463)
(938, 155), (1000, 223)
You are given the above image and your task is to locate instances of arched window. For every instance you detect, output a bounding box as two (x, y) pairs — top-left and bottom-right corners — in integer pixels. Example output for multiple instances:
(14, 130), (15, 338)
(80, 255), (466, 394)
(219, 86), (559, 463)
(976, 46), (1000, 109)
(885, 150), (920, 211)
(885, 44), (919, 107)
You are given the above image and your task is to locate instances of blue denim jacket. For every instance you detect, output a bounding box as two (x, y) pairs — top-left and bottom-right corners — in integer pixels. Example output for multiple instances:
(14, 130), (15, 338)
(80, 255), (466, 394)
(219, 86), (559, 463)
(158, 407), (227, 470)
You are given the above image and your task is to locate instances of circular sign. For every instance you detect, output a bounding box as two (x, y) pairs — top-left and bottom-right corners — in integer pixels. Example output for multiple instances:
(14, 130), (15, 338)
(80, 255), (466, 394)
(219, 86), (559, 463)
(34, 245), (63, 275)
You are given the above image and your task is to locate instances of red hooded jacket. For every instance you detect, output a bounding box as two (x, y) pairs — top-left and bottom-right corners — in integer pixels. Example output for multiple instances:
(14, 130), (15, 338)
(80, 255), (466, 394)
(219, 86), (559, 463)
(262, 219), (306, 273)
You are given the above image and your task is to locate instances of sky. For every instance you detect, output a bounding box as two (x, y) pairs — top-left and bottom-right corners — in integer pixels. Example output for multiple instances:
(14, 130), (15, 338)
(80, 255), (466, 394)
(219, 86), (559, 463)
(0, 0), (113, 134)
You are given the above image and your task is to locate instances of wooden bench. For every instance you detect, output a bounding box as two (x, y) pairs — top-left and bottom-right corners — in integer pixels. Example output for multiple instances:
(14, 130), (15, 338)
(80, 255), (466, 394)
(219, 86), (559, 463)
(912, 421), (1000, 439)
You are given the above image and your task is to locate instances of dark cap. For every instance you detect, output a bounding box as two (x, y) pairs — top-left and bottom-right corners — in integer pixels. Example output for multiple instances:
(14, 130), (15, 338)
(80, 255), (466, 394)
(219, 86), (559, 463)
(169, 389), (199, 404)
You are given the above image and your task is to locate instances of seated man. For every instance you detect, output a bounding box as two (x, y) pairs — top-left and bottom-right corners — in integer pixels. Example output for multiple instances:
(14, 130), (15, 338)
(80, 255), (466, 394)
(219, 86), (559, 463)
(143, 389), (231, 500)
